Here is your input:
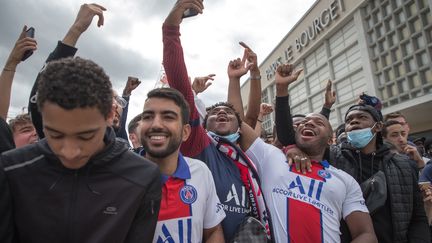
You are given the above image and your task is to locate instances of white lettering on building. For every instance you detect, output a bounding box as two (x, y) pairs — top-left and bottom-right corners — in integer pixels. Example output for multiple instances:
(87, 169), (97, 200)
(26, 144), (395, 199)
(265, 0), (344, 81)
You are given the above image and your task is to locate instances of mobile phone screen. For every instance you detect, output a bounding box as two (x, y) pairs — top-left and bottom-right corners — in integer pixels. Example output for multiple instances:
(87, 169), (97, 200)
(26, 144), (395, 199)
(182, 9), (198, 18)
(22, 27), (35, 61)
(26, 27), (35, 38)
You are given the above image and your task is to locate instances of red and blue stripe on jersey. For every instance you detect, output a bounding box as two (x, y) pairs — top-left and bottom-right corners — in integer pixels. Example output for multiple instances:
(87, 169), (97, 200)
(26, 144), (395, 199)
(157, 155), (193, 243)
(286, 160), (328, 243)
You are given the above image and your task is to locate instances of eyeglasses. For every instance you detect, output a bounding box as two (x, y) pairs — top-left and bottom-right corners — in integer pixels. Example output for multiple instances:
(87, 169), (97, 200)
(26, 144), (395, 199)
(114, 95), (127, 108)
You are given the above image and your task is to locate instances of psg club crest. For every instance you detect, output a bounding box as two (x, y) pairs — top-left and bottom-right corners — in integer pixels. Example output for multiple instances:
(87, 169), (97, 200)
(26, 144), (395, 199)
(318, 169), (332, 179)
(180, 185), (198, 204)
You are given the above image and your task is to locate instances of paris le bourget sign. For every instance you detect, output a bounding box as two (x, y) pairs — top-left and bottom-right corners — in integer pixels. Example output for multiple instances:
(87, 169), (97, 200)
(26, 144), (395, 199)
(265, 0), (345, 81)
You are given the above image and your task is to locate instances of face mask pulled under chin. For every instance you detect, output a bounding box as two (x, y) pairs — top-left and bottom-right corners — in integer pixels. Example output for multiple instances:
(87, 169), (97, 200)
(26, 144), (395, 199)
(208, 130), (240, 143)
(346, 123), (377, 149)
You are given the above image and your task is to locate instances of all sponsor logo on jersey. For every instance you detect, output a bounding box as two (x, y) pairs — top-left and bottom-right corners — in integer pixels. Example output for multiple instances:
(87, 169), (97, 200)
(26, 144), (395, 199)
(156, 218), (192, 243)
(222, 184), (251, 214)
(180, 185), (197, 204)
(272, 175), (335, 216)
(318, 169), (332, 179)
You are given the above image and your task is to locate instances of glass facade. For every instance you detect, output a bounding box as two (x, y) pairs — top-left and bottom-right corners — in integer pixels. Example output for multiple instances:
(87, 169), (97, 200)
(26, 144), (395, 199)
(252, 0), (431, 135)
(363, 0), (432, 107)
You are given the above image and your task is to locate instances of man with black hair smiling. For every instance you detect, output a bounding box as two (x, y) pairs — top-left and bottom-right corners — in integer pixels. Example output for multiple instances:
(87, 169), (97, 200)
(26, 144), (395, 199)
(140, 88), (225, 242)
(0, 57), (161, 243)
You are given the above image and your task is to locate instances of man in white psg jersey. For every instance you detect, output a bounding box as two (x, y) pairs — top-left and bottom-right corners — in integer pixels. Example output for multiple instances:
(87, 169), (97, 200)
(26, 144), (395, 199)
(239, 112), (377, 243)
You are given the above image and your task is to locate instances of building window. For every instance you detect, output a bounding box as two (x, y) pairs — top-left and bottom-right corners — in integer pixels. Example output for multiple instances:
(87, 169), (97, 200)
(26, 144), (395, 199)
(362, 0), (432, 107)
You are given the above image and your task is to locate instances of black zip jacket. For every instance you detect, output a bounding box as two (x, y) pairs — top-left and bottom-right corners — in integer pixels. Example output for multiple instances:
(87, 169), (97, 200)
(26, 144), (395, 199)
(0, 128), (161, 243)
(330, 142), (430, 243)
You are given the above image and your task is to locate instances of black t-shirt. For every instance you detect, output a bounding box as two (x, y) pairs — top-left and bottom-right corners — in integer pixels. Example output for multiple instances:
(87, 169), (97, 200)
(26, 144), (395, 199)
(0, 117), (15, 153)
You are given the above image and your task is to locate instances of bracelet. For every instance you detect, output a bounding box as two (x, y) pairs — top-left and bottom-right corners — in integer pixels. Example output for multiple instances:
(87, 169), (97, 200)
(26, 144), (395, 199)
(3, 68), (15, 72)
(257, 119), (263, 123)
(250, 75), (261, 80)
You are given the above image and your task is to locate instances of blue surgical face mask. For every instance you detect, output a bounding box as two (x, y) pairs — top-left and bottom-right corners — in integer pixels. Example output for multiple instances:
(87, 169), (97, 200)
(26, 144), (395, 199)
(208, 131), (240, 143)
(347, 123), (377, 149)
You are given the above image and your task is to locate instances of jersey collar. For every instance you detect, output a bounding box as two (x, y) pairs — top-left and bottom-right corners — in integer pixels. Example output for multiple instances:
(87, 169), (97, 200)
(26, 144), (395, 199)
(161, 153), (191, 183)
(311, 159), (330, 168)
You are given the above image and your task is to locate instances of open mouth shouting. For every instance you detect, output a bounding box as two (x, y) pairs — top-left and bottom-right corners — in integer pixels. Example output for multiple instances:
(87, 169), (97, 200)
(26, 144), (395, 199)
(301, 128), (317, 137)
(216, 115), (228, 123)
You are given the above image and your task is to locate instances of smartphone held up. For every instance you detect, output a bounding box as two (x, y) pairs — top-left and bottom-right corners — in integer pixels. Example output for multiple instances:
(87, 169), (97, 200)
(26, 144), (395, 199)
(182, 0), (203, 18)
(22, 27), (35, 61)
(182, 8), (199, 18)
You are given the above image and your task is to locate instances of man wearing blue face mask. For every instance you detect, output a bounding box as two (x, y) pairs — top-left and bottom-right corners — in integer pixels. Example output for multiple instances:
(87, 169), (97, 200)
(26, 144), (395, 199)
(330, 104), (429, 243)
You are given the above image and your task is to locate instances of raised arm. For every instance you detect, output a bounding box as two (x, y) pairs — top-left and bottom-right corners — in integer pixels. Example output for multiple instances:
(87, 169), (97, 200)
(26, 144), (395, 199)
(192, 74), (215, 123)
(117, 76), (141, 141)
(192, 74), (215, 95)
(274, 63), (302, 146)
(29, 3), (106, 138)
(254, 103), (273, 135)
(227, 42), (261, 128)
(163, 0), (208, 157)
(319, 80), (336, 119)
(0, 26), (37, 119)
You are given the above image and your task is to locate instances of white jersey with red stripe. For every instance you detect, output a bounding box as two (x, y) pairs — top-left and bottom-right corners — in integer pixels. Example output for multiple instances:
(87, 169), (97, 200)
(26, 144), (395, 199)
(246, 139), (368, 243)
(153, 155), (225, 243)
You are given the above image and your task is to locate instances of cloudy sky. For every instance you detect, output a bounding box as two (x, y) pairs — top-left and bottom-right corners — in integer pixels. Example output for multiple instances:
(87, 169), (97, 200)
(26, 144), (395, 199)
(1, 0), (315, 125)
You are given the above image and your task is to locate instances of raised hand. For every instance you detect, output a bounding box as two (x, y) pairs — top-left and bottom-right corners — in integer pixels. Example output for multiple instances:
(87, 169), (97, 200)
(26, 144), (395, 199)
(73, 3), (106, 33)
(63, 3), (106, 46)
(259, 103), (273, 117)
(239, 41), (258, 72)
(5, 26), (37, 70)
(192, 74), (215, 94)
(275, 63), (303, 87)
(404, 144), (425, 168)
(123, 76), (141, 96)
(164, 0), (204, 26)
(227, 47), (254, 80)
(324, 80), (336, 109)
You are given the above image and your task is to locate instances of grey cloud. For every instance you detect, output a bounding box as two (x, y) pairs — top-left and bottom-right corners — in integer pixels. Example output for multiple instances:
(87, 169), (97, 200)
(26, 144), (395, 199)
(74, 33), (160, 88)
(0, 0), (161, 117)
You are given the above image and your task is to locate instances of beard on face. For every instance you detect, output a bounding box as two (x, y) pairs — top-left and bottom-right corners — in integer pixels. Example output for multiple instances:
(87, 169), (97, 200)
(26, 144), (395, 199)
(141, 129), (183, 159)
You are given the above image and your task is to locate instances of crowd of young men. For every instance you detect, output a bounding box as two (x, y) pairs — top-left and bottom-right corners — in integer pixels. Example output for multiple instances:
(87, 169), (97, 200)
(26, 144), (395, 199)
(0, 0), (431, 242)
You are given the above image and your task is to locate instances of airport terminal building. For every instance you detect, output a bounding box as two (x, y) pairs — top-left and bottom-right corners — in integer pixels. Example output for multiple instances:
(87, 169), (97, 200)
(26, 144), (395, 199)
(240, 0), (432, 137)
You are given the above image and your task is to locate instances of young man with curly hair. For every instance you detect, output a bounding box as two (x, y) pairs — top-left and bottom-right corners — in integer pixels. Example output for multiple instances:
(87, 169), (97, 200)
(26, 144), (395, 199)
(0, 57), (161, 243)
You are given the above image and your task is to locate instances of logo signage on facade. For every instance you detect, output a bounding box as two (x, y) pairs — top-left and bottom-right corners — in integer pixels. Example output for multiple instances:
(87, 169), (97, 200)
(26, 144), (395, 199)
(265, 0), (344, 81)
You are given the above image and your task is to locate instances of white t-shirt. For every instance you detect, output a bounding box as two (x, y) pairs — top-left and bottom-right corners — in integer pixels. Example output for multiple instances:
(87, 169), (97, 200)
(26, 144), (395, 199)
(246, 139), (368, 243)
(153, 156), (225, 243)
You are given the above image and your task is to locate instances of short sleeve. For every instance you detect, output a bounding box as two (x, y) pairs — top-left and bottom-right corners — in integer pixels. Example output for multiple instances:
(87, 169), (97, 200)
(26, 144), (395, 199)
(342, 173), (369, 219)
(203, 165), (225, 229)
